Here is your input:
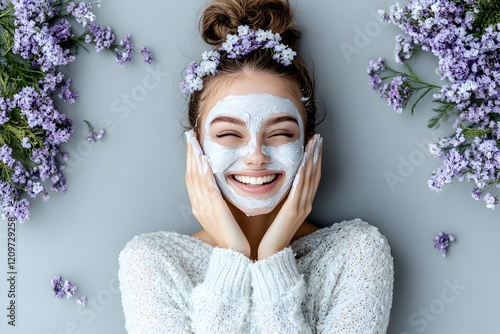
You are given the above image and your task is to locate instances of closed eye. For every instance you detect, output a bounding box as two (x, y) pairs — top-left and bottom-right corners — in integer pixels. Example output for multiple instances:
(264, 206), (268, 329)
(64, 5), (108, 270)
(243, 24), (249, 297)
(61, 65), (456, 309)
(271, 132), (293, 138)
(216, 131), (242, 138)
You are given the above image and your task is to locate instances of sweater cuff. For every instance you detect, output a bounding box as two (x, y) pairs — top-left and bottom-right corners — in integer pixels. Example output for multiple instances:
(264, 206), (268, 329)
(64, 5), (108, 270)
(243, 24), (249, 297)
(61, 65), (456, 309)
(251, 247), (302, 302)
(203, 247), (252, 297)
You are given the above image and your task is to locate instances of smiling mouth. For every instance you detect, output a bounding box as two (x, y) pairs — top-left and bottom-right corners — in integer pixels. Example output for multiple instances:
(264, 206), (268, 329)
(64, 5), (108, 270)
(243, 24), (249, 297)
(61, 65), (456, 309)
(232, 174), (279, 186)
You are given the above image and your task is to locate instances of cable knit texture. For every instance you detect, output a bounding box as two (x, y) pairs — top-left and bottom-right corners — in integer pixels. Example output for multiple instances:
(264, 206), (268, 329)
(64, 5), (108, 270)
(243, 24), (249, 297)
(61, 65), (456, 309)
(118, 218), (394, 333)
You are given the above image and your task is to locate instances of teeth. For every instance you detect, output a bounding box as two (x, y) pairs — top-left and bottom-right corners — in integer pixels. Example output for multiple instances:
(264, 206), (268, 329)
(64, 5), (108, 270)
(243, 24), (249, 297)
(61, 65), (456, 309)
(234, 174), (277, 185)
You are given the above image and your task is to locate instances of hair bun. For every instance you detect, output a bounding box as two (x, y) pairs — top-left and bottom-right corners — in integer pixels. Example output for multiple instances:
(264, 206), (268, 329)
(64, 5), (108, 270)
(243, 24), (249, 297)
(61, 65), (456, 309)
(200, 0), (300, 48)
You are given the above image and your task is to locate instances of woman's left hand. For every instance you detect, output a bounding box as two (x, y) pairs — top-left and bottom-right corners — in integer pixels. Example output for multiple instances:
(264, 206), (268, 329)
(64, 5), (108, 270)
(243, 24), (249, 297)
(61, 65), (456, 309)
(257, 134), (323, 260)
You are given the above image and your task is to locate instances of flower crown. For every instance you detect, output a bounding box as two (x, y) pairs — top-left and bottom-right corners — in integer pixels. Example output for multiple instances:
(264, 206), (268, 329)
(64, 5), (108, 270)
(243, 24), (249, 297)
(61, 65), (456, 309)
(180, 25), (297, 95)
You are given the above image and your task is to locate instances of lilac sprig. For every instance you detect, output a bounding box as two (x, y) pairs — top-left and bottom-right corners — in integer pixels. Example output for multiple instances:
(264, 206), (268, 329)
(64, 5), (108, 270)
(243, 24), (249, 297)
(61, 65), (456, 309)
(115, 33), (133, 66)
(367, 57), (440, 114)
(0, 1), (154, 222)
(83, 120), (104, 144)
(433, 232), (456, 257)
(83, 25), (153, 66)
(51, 275), (87, 306)
(221, 25), (296, 65)
(180, 50), (220, 95)
(369, 0), (500, 209)
(140, 46), (153, 65)
(180, 25), (296, 95)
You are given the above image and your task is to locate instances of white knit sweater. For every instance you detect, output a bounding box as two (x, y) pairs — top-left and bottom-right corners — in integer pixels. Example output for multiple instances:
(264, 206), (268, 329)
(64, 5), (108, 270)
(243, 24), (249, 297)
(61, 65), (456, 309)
(118, 218), (394, 333)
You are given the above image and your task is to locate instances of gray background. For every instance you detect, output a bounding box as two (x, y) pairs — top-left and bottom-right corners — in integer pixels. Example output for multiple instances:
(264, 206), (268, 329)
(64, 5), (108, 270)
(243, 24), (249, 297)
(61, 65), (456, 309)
(0, 0), (497, 333)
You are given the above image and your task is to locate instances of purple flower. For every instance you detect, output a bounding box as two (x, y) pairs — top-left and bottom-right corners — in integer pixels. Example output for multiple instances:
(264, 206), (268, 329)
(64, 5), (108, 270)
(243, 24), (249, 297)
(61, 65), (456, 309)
(471, 187), (482, 200)
(26, 180), (44, 198)
(369, 0), (500, 209)
(2, 0), (148, 223)
(67, 1), (95, 27)
(63, 280), (77, 298)
(50, 18), (72, 42)
(181, 25), (294, 95)
(12, 0), (57, 24)
(86, 23), (115, 52)
(31, 144), (69, 193)
(394, 34), (414, 63)
(40, 71), (64, 93)
(433, 232), (456, 257)
(12, 163), (28, 184)
(51, 275), (86, 305)
(367, 57), (386, 89)
(58, 79), (78, 103)
(140, 46), (153, 64)
(84, 120), (105, 143)
(115, 34), (134, 66)
(60, 152), (69, 162)
(367, 57), (385, 75)
(369, 74), (382, 89)
(1, 145), (16, 168)
(0, 97), (13, 125)
(483, 193), (499, 209)
(13, 22), (75, 71)
(76, 296), (87, 306)
(21, 137), (31, 149)
(51, 276), (65, 298)
(379, 76), (411, 113)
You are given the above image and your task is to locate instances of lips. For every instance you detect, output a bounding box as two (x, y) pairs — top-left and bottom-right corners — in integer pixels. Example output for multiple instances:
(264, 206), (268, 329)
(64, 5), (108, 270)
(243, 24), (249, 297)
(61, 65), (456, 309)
(227, 172), (283, 196)
(233, 174), (278, 186)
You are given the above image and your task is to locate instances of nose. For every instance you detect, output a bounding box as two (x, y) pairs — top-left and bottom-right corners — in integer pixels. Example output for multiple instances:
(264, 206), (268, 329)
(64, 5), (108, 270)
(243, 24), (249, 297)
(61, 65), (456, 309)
(242, 138), (270, 167)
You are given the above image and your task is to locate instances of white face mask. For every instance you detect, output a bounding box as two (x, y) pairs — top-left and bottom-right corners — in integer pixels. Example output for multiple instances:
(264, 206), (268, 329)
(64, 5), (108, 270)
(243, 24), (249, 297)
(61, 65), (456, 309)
(202, 94), (304, 216)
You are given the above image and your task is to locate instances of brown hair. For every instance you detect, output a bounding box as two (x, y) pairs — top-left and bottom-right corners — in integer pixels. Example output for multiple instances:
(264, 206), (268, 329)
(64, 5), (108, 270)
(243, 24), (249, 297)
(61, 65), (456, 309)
(187, 0), (319, 138)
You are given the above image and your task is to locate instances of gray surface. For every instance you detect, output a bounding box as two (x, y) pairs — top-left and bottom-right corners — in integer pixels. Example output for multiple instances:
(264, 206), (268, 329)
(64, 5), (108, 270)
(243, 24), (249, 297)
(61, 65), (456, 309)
(0, 0), (497, 333)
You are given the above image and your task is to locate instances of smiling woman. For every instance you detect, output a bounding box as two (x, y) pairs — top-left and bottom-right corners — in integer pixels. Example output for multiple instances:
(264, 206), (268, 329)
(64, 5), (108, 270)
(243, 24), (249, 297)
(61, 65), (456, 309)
(200, 78), (306, 216)
(117, 0), (394, 333)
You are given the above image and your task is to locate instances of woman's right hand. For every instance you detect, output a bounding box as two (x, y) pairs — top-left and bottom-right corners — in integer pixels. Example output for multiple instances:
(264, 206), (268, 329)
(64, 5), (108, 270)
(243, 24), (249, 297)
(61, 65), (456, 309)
(185, 130), (251, 257)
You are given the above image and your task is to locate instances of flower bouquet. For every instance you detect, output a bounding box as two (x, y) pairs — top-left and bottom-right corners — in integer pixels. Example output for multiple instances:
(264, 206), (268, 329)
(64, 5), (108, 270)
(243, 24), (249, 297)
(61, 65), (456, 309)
(368, 0), (500, 209)
(0, 0), (152, 222)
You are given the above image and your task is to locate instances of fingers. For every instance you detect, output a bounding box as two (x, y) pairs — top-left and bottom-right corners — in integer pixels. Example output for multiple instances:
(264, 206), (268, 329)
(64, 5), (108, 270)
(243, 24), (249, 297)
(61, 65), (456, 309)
(185, 129), (206, 174)
(185, 130), (219, 199)
(290, 134), (322, 199)
(300, 134), (322, 210)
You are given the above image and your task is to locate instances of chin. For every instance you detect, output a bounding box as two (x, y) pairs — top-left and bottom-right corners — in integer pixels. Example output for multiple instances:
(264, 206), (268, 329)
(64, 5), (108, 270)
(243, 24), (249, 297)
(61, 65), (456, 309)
(227, 191), (290, 217)
(232, 202), (277, 217)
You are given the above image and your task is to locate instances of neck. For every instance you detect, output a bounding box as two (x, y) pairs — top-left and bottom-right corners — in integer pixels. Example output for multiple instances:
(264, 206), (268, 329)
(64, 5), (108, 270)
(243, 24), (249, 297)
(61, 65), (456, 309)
(228, 201), (283, 260)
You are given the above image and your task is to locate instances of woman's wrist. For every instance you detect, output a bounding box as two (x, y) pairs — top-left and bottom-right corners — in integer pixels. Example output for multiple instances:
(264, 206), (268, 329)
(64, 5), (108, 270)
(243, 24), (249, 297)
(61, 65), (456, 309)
(257, 242), (288, 260)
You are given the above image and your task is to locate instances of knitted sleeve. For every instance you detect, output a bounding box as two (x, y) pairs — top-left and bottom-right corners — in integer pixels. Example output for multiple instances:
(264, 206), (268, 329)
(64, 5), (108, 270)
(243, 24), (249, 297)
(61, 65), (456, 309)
(191, 247), (252, 333)
(250, 221), (394, 334)
(119, 236), (252, 334)
(250, 247), (313, 334)
(118, 235), (193, 334)
(317, 223), (394, 333)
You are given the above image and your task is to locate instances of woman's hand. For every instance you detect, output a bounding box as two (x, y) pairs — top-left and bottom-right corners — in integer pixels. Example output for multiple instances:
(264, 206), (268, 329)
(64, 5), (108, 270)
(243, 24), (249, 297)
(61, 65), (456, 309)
(185, 130), (251, 257)
(257, 134), (323, 260)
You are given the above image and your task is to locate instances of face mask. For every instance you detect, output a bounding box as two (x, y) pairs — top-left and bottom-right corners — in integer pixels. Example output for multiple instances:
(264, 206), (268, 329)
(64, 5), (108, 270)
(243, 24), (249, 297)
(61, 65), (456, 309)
(202, 94), (304, 216)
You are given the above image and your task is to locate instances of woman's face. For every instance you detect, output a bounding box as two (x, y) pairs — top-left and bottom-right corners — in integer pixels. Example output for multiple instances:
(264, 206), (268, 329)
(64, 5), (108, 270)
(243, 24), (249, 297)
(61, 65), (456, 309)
(198, 71), (306, 216)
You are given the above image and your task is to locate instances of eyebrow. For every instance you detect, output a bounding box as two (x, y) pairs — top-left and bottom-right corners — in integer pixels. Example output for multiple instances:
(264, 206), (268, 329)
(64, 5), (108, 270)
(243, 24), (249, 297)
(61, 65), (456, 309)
(265, 115), (299, 126)
(210, 114), (299, 126)
(210, 116), (246, 126)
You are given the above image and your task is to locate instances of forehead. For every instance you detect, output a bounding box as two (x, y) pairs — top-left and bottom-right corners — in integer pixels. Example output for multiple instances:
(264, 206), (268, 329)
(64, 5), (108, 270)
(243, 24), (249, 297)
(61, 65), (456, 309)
(205, 94), (301, 127)
(198, 71), (305, 128)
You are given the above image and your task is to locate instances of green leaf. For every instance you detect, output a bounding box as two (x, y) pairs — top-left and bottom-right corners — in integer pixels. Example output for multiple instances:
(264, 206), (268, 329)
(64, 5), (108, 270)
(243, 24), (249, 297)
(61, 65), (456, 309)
(471, 0), (500, 36)
(427, 102), (455, 129)
(410, 87), (435, 115)
(462, 128), (491, 139)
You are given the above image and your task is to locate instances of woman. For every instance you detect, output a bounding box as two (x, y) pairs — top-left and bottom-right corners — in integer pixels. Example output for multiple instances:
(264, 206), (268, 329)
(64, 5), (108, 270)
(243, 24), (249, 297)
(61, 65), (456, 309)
(118, 0), (394, 333)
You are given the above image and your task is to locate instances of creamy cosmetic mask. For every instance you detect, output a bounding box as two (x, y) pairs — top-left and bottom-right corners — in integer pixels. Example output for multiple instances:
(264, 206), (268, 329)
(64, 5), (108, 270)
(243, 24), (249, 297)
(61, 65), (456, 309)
(202, 94), (304, 216)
